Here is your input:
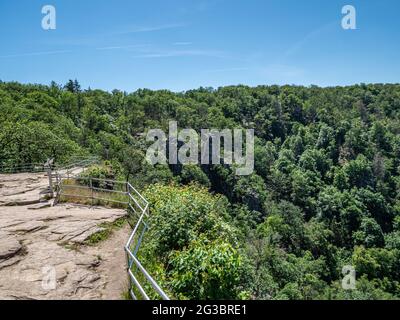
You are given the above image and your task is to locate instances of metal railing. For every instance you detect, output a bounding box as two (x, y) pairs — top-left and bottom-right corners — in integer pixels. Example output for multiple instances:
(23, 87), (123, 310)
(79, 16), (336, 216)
(0, 156), (99, 175)
(55, 176), (129, 207)
(54, 169), (169, 300)
(0, 162), (48, 174)
(54, 156), (101, 178)
(124, 182), (170, 300)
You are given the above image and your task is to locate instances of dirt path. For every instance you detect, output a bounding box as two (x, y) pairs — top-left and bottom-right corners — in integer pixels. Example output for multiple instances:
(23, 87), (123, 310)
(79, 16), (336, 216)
(0, 172), (130, 300)
(84, 224), (130, 300)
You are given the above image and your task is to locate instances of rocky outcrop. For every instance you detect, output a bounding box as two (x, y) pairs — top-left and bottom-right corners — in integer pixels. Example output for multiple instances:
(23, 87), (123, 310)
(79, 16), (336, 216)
(0, 173), (129, 300)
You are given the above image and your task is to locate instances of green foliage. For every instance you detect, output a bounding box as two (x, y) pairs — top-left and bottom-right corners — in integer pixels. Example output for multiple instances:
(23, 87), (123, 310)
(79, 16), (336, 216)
(342, 155), (374, 189)
(168, 237), (243, 299)
(353, 218), (385, 248)
(140, 184), (244, 299)
(179, 165), (211, 188)
(258, 201), (306, 254)
(326, 275), (398, 300)
(0, 121), (81, 165)
(351, 247), (400, 296)
(79, 163), (116, 188)
(143, 184), (236, 255)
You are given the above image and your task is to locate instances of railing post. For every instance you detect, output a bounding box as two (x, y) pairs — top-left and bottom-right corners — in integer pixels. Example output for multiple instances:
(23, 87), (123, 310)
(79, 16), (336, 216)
(127, 182), (130, 207)
(46, 167), (54, 198)
(90, 177), (93, 207)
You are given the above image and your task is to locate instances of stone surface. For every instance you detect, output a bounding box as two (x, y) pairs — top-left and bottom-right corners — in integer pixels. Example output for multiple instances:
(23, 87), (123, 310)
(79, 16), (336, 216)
(28, 202), (51, 210)
(0, 172), (130, 300)
(0, 172), (48, 205)
(0, 234), (22, 260)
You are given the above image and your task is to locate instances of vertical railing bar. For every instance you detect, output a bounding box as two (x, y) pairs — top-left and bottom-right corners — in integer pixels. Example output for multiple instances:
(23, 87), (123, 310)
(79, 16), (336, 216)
(90, 177), (93, 207)
(128, 269), (150, 300)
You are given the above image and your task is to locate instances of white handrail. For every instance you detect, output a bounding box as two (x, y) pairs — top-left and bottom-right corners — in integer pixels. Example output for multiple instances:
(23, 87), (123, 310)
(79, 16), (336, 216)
(125, 194), (169, 300)
(126, 250), (170, 300)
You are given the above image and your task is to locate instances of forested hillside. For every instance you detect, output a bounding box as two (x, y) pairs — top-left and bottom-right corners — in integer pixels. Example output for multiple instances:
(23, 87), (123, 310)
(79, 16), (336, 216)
(1, 80), (400, 299)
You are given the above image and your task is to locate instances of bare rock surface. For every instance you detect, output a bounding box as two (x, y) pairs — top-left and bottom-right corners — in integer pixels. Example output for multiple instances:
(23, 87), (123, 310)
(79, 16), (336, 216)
(0, 233), (22, 261)
(0, 172), (130, 300)
(0, 172), (48, 205)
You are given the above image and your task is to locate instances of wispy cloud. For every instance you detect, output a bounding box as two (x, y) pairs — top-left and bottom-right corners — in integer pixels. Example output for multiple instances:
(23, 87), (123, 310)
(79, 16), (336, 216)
(115, 23), (186, 35)
(284, 21), (337, 58)
(0, 45), (228, 62)
(0, 50), (72, 59)
(204, 67), (249, 73)
(173, 42), (193, 46)
(42, 23), (187, 47)
(132, 49), (227, 59)
(95, 44), (149, 51)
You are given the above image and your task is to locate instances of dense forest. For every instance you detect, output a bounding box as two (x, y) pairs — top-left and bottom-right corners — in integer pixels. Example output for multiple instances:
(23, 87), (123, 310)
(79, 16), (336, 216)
(1, 80), (400, 299)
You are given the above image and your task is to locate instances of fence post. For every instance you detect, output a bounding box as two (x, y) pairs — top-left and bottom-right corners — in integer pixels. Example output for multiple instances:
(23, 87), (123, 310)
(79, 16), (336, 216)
(90, 177), (93, 207)
(45, 160), (54, 198)
(127, 182), (130, 207)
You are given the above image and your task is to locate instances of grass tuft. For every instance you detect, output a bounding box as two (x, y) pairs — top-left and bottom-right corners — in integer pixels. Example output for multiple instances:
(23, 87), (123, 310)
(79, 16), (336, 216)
(84, 217), (127, 245)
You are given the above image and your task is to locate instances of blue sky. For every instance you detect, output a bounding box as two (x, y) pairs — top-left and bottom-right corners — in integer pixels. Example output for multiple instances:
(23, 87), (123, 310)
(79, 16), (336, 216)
(0, 0), (399, 92)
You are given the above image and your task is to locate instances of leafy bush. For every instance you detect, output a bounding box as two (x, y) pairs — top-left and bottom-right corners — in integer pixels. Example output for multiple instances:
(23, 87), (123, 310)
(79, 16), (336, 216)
(79, 163), (115, 189)
(140, 184), (244, 299)
(168, 237), (243, 299)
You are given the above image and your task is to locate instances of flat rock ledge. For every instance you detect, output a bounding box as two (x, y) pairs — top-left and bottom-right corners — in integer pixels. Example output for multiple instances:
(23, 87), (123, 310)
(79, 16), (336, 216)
(0, 172), (130, 300)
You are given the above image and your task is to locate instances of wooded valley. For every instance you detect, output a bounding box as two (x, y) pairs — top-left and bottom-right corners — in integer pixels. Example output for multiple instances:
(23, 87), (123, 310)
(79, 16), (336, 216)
(1, 80), (400, 299)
